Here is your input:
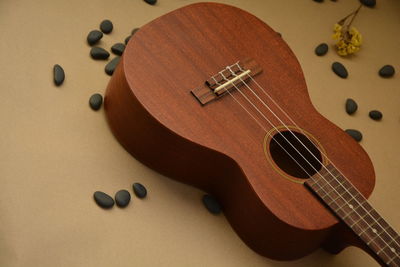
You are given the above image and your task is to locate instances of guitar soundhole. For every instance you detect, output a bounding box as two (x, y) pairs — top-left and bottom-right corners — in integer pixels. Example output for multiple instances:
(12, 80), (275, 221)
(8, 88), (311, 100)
(269, 131), (322, 179)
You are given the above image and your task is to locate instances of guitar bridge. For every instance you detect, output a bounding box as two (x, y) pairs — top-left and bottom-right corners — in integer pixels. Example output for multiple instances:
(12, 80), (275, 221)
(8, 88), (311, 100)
(191, 58), (262, 105)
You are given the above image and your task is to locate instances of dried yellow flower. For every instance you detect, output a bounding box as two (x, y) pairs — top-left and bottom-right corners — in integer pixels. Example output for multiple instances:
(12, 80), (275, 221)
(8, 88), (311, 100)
(332, 25), (362, 56)
(332, 5), (363, 56)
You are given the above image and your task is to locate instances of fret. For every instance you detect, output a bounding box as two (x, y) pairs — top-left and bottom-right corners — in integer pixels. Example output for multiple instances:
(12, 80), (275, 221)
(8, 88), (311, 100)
(324, 191), (344, 206)
(386, 256), (400, 266)
(333, 199), (358, 220)
(349, 215), (365, 228)
(306, 164), (400, 266)
(314, 182), (334, 196)
(387, 228), (400, 244)
(316, 178), (342, 198)
(342, 200), (368, 221)
(367, 231), (381, 245)
(374, 246), (392, 263)
(358, 215), (385, 236)
(350, 215), (370, 236)
(388, 235), (400, 250)
(375, 230), (400, 255)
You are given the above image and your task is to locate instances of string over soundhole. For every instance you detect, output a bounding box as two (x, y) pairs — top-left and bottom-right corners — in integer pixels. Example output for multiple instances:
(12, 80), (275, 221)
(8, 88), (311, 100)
(191, 58), (262, 105)
(264, 128), (325, 182)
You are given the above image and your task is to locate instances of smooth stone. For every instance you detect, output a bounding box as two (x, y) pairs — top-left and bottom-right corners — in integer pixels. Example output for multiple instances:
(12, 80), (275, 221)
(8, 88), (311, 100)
(345, 98), (358, 115)
(360, 0), (376, 7)
(90, 47), (110, 60)
(125, 35), (131, 45)
(100, 19), (113, 34)
(87, 30), (103, 45)
(94, 191), (114, 209)
(89, 93), (103, 111)
(105, 57), (120, 76)
(369, 110), (383, 121)
(131, 28), (140, 35)
(53, 64), (65, 86)
(345, 129), (362, 142)
(202, 194), (222, 215)
(111, 43), (125, 56)
(379, 65), (395, 78)
(115, 190), (131, 208)
(132, 183), (147, 199)
(332, 62), (348, 78)
(315, 43), (328, 56)
(144, 0), (157, 5)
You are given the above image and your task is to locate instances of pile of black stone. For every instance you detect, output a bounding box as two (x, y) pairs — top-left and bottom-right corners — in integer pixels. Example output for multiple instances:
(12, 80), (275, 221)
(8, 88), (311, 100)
(87, 19), (126, 76)
(94, 183), (148, 209)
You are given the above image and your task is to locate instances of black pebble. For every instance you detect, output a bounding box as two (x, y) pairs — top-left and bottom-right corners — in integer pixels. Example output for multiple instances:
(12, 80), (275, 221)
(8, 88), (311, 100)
(89, 93), (103, 111)
(87, 30), (103, 46)
(315, 43), (328, 56)
(53, 64), (65, 86)
(369, 110), (383, 121)
(345, 129), (362, 142)
(313, 0), (324, 2)
(202, 194), (222, 215)
(332, 62), (348, 78)
(105, 57), (120, 76)
(115, 190), (131, 208)
(379, 65), (395, 78)
(100, 19), (113, 34)
(345, 98), (358, 115)
(360, 0), (376, 7)
(90, 47), (110, 60)
(131, 28), (140, 35)
(132, 183), (147, 199)
(111, 43), (125, 56)
(144, 0), (157, 5)
(94, 191), (114, 209)
(125, 35), (131, 45)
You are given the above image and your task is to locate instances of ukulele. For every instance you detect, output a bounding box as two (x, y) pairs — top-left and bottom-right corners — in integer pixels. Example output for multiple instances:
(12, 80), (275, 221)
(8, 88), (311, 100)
(104, 3), (400, 266)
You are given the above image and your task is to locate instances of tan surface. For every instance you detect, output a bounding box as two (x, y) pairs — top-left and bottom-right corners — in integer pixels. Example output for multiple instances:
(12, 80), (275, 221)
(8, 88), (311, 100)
(0, 0), (399, 266)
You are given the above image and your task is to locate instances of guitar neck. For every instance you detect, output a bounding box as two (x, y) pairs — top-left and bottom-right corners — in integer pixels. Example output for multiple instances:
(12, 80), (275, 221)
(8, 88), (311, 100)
(305, 164), (400, 266)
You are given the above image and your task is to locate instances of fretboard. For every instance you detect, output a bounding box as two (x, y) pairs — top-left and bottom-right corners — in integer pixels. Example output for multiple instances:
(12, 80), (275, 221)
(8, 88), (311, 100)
(305, 164), (400, 266)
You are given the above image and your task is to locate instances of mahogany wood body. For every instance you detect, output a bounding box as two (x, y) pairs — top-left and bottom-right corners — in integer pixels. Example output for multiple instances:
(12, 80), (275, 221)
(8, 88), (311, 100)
(104, 3), (375, 261)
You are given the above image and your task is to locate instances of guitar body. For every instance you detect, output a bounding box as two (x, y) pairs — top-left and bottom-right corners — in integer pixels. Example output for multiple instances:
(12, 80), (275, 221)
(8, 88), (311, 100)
(104, 2), (375, 261)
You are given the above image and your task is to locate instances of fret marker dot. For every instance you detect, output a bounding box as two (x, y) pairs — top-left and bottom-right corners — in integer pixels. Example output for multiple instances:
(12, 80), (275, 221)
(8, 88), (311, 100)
(372, 228), (377, 233)
(348, 204), (354, 209)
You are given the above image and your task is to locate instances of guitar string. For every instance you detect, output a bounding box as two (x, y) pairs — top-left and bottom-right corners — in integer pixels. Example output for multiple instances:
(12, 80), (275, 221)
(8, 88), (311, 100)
(216, 66), (399, 259)
(235, 67), (400, 251)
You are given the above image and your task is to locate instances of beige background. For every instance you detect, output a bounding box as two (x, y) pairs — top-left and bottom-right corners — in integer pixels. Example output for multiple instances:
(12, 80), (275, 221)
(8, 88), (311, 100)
(0, 0), (399, 266)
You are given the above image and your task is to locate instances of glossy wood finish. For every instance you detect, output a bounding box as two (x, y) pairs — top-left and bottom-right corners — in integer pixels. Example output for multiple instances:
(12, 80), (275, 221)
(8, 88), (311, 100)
(104, 3), (375, 261)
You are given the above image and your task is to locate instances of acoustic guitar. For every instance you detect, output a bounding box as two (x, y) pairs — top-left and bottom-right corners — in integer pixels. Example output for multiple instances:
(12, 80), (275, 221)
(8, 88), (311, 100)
(104, 3), (399, 266)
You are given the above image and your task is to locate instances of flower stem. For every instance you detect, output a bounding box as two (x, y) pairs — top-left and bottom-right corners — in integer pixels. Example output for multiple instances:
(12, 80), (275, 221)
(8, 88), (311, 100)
(348, 4), (362, 28)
